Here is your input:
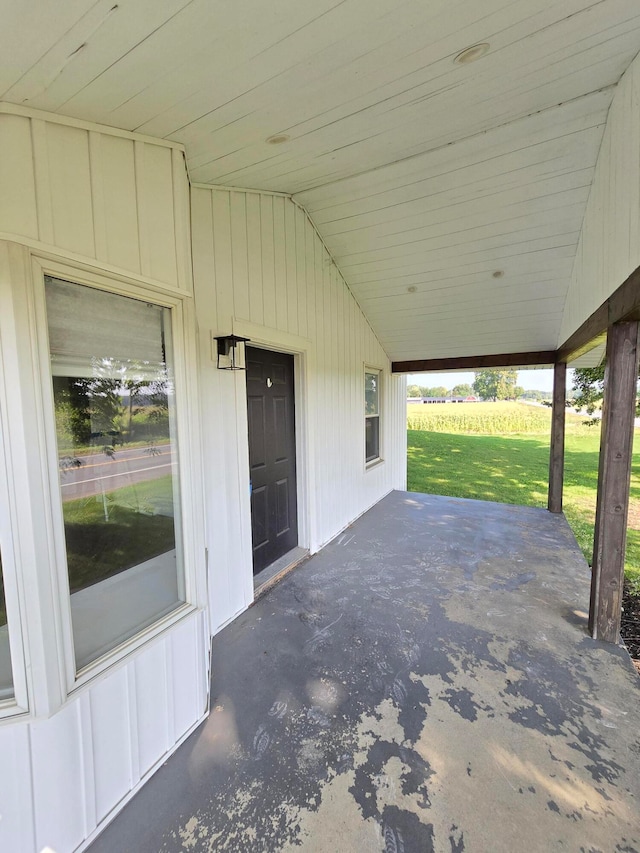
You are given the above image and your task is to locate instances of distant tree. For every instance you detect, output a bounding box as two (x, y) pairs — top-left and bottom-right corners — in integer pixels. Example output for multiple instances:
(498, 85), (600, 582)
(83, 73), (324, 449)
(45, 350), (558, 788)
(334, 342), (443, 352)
(451, 383), (473, 398)
(407, 384), (422, 398)
(513, 386), (525, 399)
(571, 365), (606, 416)
(473, 369), (518, 401)
(430, 386), (449, 398)
(570, 362), (640, 424)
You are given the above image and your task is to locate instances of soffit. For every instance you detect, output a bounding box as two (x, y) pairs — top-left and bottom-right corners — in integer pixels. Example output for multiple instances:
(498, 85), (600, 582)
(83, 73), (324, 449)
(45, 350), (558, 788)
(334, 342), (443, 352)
(2, 0), (640, 360)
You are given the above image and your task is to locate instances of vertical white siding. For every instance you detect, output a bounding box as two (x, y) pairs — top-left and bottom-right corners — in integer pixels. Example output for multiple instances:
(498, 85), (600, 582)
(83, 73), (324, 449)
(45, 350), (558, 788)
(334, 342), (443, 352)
(0, 108), (206, 852)
(0, 107), (191, 291)
(192, 187), (407, 632)
(0, 610), (207, 853)
(560, 54), (640, 343)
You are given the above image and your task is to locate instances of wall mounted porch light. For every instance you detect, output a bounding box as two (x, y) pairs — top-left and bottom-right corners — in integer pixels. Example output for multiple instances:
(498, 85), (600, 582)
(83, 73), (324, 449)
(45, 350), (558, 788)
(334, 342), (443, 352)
(214, 333), (250, 370)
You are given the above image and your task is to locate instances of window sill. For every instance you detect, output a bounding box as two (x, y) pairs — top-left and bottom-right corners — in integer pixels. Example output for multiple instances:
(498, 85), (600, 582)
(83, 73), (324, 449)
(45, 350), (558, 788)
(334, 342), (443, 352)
(365, 457), (384, 471)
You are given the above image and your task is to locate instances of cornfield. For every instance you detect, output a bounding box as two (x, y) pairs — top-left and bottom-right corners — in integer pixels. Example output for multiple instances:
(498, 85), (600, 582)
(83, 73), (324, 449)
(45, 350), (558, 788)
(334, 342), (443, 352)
(406, 402), (555, 435)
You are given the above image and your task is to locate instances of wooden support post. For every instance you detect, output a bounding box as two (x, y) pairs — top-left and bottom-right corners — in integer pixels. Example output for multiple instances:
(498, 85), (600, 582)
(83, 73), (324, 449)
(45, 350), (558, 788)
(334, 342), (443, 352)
(548, 362), (567, 513)
(589, 321), (640, 642)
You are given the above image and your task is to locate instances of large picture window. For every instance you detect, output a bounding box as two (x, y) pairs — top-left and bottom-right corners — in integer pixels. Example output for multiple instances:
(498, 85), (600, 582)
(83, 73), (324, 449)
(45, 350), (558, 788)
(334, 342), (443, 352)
(365, 369), (381, 464)
(45, 276), (186, 672)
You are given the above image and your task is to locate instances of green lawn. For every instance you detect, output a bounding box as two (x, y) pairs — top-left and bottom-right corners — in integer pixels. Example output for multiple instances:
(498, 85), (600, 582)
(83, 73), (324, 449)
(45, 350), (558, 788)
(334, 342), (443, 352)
(63, 476), (176, 593)
(406, 402), (640, 592)
(0, 477), (176, 625)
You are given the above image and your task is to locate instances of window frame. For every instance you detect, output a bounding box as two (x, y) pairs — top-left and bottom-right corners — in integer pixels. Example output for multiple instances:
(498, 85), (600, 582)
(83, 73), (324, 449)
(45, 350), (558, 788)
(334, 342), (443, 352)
(364, 366), (383, 468)
(0, 283), (31, 718)
(31, 256), (205, 693)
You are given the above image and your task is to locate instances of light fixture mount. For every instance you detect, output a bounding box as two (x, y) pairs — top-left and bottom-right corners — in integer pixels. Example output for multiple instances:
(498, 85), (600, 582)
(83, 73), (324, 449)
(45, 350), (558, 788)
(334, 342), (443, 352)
(454, 43), (490, 64)
(266, 133), (290, 145)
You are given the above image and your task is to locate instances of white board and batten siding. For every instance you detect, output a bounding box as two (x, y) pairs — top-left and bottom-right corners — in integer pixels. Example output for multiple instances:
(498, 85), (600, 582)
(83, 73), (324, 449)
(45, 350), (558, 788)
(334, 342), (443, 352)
(560, 52), (640, 345)
(191, 186), (407, 633)
(0, 104), (192, 292)
(0, 106), (208, 853)
(0, 614), (208, 853)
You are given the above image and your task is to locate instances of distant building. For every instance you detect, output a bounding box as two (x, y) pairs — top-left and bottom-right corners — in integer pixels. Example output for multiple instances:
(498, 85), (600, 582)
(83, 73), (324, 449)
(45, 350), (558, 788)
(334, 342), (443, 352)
(406, 396), (479, 404)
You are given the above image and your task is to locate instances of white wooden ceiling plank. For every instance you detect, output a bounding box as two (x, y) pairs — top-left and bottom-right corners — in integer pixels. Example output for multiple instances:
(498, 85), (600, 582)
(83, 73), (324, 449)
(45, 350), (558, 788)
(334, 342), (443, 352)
(336, 223), (582, 269)
(329, 205), (586, 258)
(67, 0), (369, 130)
(320, 187), (592, 252)
(205, 114), (601, 213)
(295, 113), (608, 214)
(326, 164), (593, 254)
(140, 0), (438, 141)
(71, 0), (338, 127)
(183, 0), (612, 180)
(386, 0), (639, 130)
(381, 318), (565, 345)
(366, 302), (567, 333)
(192, 25), (628, 191)
(361, 287), (567, 318)
(303, 136), (600, 221)
(385, 323), (562, 347)
(318, 180), (593, 245)
(3, 0), (193, 111)
(340, 232), (579, 279)
(179, 0), (558, 161)
(174, 0), (547, 159)
(351, 264), (573, 295)
(0, 0), (97, 96)
(352, 266), (572, 299)
(345, 244), (577, 285)
(366, 292), (567, 323)
(388, 323), (561, 344)
(296, 91), (611, 209)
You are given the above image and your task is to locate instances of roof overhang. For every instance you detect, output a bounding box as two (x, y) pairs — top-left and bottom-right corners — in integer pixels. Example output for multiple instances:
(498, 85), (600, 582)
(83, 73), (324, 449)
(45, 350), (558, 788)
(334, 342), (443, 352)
(3, 0), (640, 363)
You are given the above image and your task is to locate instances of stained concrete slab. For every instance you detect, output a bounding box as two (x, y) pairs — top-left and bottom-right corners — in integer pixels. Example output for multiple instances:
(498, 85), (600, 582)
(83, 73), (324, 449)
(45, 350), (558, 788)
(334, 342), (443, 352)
(89, 492), (640, 853)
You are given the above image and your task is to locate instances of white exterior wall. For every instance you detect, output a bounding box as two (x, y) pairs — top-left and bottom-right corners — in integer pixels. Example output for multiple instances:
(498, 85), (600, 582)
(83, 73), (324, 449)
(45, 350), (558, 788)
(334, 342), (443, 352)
(191, 187), (407, 633)
(0, 104), (192, 292)
(0, 107), (208, 853)
(0, 614), (208, 853)
(560, 53), (640, 343)
(0, 105), (407, 851)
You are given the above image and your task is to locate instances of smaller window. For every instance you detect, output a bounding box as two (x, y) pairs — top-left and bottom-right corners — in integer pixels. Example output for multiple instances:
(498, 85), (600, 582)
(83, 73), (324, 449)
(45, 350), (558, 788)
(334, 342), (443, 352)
(365, 369), (381, 464)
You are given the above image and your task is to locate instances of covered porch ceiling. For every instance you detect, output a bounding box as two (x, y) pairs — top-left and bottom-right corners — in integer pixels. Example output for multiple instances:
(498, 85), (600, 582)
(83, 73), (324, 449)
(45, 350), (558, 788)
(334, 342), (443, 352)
(4, 0), (640, 364)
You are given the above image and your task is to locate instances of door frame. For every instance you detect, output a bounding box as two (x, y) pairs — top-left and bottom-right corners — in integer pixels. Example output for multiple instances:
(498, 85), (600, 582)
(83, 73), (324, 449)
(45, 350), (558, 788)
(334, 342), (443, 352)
(234, 320), (313, 585)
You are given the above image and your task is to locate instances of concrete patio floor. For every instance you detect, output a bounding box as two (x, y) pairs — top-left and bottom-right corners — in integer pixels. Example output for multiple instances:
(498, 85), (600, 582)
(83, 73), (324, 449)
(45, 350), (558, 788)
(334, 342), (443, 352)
(89, 492), (640, 853)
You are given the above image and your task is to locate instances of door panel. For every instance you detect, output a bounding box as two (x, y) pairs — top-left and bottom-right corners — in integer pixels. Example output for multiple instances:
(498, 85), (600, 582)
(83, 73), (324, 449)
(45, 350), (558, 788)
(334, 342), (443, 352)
(246, 347), (298, 574)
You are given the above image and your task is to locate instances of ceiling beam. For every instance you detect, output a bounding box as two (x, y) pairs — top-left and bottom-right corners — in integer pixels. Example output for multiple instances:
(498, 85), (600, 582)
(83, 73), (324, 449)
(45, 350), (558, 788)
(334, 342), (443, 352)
(557, 264), (640, 362)
(392, 351), (556, 374)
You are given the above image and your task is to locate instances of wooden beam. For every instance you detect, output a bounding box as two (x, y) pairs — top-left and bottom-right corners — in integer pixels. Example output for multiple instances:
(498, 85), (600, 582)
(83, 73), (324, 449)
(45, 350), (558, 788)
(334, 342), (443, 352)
(589, 321), (640, 643)
(548, 361), (566, 514)
(558, 264), (640, 362)
(392, 350), (556, 374)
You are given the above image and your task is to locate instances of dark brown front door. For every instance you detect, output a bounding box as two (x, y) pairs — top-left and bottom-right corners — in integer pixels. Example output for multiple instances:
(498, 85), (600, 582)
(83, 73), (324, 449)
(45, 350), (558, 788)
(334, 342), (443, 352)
(246, 347), (298, 575)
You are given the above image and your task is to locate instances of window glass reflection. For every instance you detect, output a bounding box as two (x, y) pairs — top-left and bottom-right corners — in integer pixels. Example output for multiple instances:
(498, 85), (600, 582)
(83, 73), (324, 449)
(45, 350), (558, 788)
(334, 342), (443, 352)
(45, 277), (185, 671)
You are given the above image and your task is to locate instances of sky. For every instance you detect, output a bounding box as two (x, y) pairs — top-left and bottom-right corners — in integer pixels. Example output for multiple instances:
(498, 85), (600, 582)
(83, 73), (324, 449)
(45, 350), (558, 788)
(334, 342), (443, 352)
(406, 368), (570, 393)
